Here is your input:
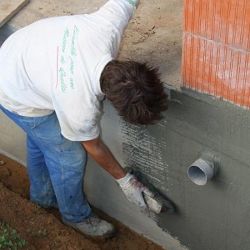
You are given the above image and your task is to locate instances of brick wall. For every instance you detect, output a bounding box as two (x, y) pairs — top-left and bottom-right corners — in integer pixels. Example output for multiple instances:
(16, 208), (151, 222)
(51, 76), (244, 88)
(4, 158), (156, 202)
(182, 0), (250, 107)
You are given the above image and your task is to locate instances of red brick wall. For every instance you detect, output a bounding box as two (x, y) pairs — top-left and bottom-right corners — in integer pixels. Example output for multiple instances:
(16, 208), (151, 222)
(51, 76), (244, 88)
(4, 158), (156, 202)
(182, 0), (250, 107)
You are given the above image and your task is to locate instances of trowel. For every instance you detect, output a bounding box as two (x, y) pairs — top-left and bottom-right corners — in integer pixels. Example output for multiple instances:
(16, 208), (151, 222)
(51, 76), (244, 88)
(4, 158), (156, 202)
(125, 167), (175, 217)
(143, 188), (175, 215)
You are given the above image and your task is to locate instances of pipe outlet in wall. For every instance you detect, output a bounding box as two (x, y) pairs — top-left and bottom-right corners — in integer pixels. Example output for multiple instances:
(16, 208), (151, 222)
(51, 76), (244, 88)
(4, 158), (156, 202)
(187, 157), (217, 186)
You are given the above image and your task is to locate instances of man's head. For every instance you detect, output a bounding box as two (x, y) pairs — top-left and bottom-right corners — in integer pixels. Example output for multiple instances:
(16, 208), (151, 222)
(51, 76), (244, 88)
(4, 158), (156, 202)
(100, 60), (168, 125)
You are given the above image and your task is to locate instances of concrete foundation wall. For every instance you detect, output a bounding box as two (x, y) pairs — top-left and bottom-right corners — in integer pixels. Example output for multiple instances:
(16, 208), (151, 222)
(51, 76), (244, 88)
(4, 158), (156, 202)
(0, 112), (26, 164)
(88, 88), (250, 250)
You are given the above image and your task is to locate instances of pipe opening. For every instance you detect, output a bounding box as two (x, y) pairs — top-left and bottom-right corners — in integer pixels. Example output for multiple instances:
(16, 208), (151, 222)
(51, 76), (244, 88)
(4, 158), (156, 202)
(187, 165), (207, 186)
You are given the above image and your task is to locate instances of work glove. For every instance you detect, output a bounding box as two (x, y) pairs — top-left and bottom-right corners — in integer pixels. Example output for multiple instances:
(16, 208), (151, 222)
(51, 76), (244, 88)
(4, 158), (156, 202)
(117, 173), (153, 212)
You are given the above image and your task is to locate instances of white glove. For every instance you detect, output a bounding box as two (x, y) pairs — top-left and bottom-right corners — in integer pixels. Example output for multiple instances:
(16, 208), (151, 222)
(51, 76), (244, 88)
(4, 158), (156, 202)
(117, 173), (150, 210)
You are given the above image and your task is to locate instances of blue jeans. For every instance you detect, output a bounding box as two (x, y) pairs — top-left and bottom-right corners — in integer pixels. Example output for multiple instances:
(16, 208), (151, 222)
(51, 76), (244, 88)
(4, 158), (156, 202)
(0, 105), (91, 222)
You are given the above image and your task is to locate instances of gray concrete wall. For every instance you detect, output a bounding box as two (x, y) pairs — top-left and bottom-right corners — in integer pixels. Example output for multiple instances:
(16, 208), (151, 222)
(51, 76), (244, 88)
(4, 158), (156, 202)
(0, 112), (26, 165)
(104, 89), (250, 250)
(85, 101), (187, 250)
(83, 88), (250, 250)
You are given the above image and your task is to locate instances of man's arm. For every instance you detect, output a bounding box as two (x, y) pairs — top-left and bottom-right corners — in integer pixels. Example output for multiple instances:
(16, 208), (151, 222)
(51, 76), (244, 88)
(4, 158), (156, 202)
(82, 137), (166, 213)
(81, 137), (147, 210)
(81, 137), (126, 179)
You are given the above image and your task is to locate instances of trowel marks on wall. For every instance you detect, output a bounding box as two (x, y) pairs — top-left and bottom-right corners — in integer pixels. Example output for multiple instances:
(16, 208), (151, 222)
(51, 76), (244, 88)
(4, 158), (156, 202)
(121, 120), (169, 192)
(182, 0), (250, 108)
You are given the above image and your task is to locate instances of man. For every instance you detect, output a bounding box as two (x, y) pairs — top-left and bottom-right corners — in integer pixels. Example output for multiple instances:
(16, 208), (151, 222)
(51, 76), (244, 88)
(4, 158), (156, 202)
(0, 0), (168, 238)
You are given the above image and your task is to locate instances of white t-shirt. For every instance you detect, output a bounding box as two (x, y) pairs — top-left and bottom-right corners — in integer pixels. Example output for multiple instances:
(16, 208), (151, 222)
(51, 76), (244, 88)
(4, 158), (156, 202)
(0, 0), (137, 141)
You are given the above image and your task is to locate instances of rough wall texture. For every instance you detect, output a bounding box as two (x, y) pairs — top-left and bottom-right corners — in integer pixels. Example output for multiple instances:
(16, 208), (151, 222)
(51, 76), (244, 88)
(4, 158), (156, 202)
(117, 89), (250, 250)
(183, 0), (250, 107)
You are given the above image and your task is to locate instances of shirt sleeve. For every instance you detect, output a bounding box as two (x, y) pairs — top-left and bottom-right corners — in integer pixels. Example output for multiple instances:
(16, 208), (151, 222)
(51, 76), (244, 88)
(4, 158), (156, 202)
(89, 0), (138, 57)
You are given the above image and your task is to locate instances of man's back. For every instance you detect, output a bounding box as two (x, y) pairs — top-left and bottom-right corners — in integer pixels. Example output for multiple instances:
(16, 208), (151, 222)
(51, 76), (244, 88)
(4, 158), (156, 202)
(0, 0), (134, 141)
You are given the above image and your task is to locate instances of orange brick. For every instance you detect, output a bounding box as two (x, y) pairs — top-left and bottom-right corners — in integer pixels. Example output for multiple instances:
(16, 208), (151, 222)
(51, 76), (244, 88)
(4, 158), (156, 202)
(183, 34), (250, 107)
(183, 0), (250, 107)
(184, 0), (250, 50)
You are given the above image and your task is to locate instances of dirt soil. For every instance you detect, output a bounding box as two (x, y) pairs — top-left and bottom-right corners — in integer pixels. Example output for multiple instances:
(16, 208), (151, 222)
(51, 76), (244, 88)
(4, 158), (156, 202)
(0, 154), (163, 250)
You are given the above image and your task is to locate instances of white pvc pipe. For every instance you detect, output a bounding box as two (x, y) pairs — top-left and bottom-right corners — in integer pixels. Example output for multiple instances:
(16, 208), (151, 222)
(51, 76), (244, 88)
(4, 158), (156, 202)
(187, 158), (215, 186)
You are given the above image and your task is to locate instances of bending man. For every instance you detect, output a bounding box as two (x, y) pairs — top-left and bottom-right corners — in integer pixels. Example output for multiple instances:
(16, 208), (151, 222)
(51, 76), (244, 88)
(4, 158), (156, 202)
(0, 0), (168, 237)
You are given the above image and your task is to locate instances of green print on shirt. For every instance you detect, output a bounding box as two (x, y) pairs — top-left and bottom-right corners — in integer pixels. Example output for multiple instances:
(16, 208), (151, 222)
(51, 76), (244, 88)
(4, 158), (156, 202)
(59, 67), (66, 92)
(71, 26), (79, 56)
(58, 25), (79, 93)
(70, 57), (74, 75)
(126, 0), (137, 7)
(62, 28), (69, 53)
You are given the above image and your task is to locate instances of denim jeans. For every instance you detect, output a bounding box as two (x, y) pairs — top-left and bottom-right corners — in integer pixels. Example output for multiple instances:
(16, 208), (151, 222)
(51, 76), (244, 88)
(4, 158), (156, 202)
(0, 105), (91, 222)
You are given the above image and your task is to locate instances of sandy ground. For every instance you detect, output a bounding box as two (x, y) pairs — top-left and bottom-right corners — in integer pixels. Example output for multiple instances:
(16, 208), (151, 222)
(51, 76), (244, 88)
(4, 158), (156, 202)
(120, 0), (183, 88)
(0, 154), (163, 250)
(4, 0), (183, 89)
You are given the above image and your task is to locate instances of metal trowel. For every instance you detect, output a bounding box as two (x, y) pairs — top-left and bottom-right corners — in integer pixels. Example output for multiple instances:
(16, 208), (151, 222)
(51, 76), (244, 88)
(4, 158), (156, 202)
(125, 167), (176, 216)
(143, 188), (175, 215)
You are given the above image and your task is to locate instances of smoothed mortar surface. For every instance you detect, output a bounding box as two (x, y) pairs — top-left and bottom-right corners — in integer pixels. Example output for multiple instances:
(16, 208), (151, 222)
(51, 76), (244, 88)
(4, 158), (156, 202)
(118, 89), (250, 250)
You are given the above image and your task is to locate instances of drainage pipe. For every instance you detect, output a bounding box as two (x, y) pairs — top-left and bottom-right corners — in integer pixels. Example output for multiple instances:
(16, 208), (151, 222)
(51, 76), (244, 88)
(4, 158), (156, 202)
(187, 158), (216, 186)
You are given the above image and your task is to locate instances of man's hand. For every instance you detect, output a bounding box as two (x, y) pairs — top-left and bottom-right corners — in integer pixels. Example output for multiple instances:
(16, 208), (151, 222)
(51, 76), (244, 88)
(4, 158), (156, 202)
(117, 173), (151, 210)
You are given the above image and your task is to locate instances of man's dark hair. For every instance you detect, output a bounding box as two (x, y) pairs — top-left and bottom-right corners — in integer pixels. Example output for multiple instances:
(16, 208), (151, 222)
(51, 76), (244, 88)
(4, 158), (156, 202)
(100, 60), (168, 125)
